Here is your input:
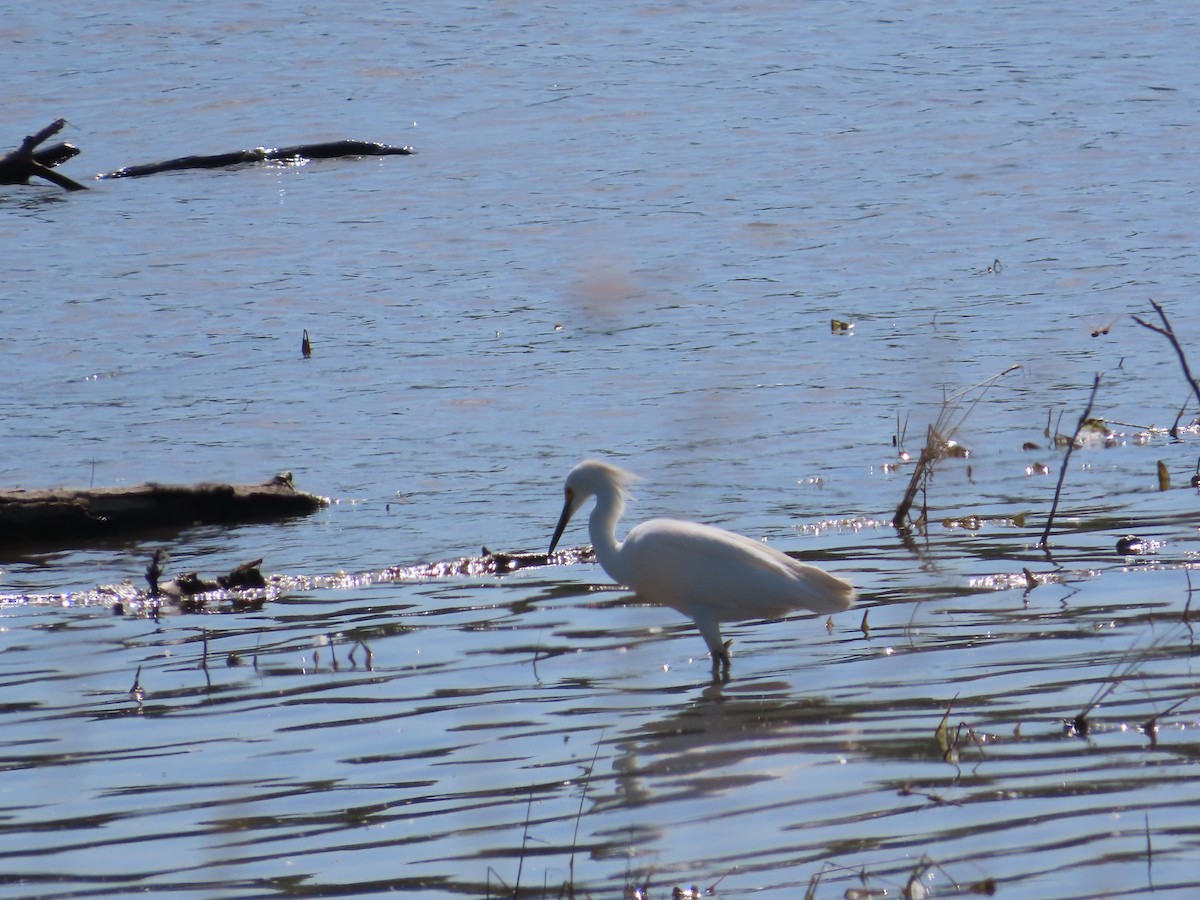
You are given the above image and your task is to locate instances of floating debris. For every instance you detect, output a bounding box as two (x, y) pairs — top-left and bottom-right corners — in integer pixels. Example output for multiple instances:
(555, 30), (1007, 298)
(3, 546), (596, 616)
(1117, 534), (1149, 556)
(128, 665), (144, 704)
(968, 568), (1103, 591)
(941, 439), (970, 459)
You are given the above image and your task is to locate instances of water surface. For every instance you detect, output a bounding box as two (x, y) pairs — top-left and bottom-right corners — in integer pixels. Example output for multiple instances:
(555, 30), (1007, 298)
(3, 2), (1200, 897)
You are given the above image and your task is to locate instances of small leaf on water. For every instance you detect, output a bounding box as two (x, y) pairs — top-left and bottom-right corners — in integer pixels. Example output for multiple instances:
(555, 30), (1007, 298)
(830, 318), (854, 333)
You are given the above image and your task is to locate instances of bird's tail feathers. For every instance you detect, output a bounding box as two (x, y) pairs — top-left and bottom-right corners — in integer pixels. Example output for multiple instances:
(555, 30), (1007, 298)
(796, 566), (856, 613)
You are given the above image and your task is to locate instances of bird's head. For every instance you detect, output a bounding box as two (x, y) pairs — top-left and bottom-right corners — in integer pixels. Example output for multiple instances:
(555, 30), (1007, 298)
(549, 459), (636, 554)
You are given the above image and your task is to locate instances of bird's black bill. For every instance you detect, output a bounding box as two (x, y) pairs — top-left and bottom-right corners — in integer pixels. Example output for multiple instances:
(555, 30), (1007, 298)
(549, 499), (572, 555)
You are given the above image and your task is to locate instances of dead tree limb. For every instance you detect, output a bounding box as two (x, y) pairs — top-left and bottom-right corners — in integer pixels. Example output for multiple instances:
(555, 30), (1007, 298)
(98, 140), (414, 179)
(892, 364), (1021, 531)
(0, 119), (88, 191)
(1132, 299), (1200, 437)
(1038, 373), (1101, 552)
(0, 473), (326, 549)
(893, 425), (938, 530)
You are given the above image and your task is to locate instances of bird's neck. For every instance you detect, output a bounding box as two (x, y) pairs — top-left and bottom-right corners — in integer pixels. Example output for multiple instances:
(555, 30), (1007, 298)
(588, 493), (627, 582)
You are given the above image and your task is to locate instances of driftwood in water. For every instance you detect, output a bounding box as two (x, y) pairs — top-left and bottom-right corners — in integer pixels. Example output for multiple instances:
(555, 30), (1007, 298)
(0, 473), (326, 548)
(4, 122), (411, 188)
(99, 140), (414, 179)
(0, 119), (88, 191)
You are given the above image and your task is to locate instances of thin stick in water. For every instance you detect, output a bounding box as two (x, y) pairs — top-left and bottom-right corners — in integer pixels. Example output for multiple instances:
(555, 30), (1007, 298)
(1039, 373), (1101, 551)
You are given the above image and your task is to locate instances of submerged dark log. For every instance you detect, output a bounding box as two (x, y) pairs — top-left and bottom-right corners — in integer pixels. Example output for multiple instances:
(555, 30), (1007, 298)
(99, 140), (414, 179)
(0, 474), (327, 549)
(0, 119), (88, 191)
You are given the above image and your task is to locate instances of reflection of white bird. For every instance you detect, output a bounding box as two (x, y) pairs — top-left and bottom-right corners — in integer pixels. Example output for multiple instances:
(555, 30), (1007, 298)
(549, 459), (856, 678)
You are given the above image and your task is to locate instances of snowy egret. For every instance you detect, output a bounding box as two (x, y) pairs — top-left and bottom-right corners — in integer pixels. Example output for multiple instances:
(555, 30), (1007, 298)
(549, 459), (855, 677)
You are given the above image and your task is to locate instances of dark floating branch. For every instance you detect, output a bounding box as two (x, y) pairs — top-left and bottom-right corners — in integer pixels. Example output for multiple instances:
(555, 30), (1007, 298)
(98, 139), (414, 179)
(5, 123), (412, 190)
(0, 119), (88, 191)
(0, 473), (326, 549)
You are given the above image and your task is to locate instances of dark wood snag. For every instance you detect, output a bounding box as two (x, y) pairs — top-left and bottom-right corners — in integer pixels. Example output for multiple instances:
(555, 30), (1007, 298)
(0, 119), (88, 191)
(98, 139), (414, 179)
(0, 473), (326, 549)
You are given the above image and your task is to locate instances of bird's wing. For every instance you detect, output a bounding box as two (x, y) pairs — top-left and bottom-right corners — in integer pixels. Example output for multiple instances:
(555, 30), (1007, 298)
(621, 518), (855, 619)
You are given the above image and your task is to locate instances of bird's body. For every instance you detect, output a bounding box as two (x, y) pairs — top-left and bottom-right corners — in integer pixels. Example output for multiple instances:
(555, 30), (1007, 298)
(550, 459), (855, 677)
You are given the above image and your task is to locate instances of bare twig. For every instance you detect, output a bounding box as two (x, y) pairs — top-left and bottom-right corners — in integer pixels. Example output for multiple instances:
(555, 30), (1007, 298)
(567, 730), (605, 891)
(1132, 300), (1200, 413)
(1184, 571), (1195, 635)
(893, 365), (1020, 530)
(1038, 373), (1101, 551)
(1072, 628), (1182, 737)
(514, 790), (534, 898)
(1146, 813), (1154, 889)
(893, 425), (938, 530)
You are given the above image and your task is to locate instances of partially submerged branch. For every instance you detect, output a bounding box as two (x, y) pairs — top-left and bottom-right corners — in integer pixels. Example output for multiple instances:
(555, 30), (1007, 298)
(893, 424), (939, 530)
(893, 364), (1020, 531)
(98, 139), (414, 179)
(0, 119), (88, 191)
(0, 473), (326, 548)
(5, 123), (415, 191)
(1038, 373), (1101, 551)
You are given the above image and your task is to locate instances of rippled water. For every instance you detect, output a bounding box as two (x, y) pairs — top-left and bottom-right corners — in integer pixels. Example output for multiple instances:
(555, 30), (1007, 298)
(3, 1), (1200, 897)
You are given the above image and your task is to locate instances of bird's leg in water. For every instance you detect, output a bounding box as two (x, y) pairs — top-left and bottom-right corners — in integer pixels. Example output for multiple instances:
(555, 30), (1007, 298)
(711, 639), (733, 681)
(695, 612), (730, 678)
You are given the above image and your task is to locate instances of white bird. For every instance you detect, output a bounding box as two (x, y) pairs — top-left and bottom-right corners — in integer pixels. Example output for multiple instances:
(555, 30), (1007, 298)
(549, 459), (856, 677)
